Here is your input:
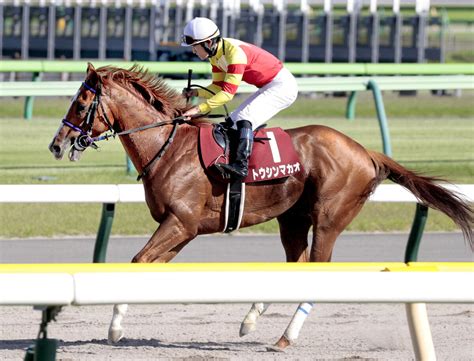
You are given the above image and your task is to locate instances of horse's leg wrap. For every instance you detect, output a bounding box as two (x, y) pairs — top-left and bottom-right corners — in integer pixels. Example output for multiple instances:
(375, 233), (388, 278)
(108, 304), (128, 344)
(277, 302), (314, 348)
(239, 302), (270, 337)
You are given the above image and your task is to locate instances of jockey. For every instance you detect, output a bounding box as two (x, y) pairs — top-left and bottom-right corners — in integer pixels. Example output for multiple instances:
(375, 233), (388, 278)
(181, 17), (298, 180)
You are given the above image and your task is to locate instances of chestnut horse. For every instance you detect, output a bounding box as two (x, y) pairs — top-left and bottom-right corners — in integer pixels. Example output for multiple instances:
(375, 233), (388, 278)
(49, 64), (472, 350)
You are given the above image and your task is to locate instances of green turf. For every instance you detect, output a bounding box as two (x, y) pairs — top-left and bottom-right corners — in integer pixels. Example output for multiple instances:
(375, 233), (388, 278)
(0, 91), (472, 237)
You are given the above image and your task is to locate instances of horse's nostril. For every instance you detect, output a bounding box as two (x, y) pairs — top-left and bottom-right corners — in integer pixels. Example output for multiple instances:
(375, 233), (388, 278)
(52, 145), (61, 154)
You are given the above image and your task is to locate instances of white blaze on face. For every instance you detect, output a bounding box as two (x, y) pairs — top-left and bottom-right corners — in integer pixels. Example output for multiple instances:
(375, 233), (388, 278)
(62, 88), (81, 123)
(49, 122), (71, 160)
(72, 88), (81, 102)
(51, 123), (64, 141)
(50, 86), (88, 160)
(54, 89), (80, 142)
(64, 88), (85, 161)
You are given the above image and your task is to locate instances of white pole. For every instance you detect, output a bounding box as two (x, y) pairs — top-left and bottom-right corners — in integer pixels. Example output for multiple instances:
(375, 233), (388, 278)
(249, 0), (258, 12)
(370, 0), (377, 14)
(209, 0), (218, 21)
(185, 0), (195, 22)
(406, 303), (437, 361)
(347, 0), (354, 13)
(323, 0), (332, 14)
(273, 0), (283, 13)
(416, 0), (430, 14)
(300, 0), (309, 13)
(393, 0), (400, 14)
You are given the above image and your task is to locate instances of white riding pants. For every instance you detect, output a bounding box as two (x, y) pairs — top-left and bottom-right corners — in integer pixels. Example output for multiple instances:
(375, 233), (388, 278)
(230, 67), (298, 130)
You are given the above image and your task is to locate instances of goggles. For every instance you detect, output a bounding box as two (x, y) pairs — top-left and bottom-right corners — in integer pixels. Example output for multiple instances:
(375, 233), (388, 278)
(182, 35), (197, 45)
(182, 29), (219, 46)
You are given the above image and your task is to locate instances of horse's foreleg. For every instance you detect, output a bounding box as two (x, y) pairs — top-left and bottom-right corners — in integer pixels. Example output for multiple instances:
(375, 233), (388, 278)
(132, 214), (196, 263)
(239, 302), (270, 337)
(108, 215), (196, 344)
(273, 302), (314, 349)
(108, 304), (128, 344)
(107, 243), (190, 344)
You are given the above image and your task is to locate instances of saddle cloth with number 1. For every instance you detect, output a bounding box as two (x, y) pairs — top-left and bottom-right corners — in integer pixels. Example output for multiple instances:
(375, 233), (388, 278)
(198, 123), (303, 183)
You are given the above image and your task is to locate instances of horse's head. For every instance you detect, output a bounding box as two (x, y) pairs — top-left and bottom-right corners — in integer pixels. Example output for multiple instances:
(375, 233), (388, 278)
(48, 63), (115, 161)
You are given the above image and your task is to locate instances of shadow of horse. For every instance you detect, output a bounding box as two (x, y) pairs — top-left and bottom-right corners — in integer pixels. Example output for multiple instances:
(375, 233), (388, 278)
(58, 338), (266, 351)
(0, 339), (36, 351)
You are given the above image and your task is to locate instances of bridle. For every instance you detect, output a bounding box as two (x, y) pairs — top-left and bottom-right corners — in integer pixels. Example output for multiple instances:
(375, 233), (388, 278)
(61, 79), (226, 181)
(61, 81), (187, 180)
(62, 82), (115, 151)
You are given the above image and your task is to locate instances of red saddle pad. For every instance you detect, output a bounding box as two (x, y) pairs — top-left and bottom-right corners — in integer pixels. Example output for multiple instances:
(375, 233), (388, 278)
(198, 123), (302, 183)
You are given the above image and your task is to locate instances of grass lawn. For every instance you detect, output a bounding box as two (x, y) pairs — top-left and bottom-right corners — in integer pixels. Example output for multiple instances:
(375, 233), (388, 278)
(0, 91), (472, 237)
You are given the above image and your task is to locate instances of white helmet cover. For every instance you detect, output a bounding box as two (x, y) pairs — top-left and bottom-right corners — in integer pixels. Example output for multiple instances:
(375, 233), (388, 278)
(181, 17), (220, 47)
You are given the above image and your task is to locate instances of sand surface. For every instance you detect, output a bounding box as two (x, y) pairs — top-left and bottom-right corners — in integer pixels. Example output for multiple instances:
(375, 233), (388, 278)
(1, 302), (473, 360)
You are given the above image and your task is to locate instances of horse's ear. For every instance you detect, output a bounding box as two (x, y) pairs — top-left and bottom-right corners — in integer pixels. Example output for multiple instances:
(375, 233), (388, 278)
(87, 62), (96, 73)
(86, 62), (100, 88)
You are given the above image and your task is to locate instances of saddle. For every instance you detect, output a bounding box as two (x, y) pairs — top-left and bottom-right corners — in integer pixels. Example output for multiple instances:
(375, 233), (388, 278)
(198, 123), (302, 183)
(198, 123), (303, 233)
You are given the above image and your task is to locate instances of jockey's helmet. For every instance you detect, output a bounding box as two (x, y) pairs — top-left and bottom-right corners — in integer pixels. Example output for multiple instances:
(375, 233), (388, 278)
(181, 17), (220, 47)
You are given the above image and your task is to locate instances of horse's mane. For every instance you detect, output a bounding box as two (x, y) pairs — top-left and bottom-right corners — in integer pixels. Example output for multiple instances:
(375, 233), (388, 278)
(96, 64), (189, 118)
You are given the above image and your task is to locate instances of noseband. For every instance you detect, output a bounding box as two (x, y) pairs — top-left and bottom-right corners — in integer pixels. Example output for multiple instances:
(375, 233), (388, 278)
(62, 82), (114, 151)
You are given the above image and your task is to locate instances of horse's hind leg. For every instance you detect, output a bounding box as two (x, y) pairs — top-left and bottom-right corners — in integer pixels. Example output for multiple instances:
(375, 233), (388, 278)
(239, 213), (311, 338)
(270, 302), (315, 351)
(267, 212), (313, 350)
(274, 190), (370, 350)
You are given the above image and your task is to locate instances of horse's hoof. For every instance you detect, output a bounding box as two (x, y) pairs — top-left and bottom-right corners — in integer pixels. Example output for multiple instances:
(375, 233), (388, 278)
(265, 344), (286, 353)
(108, 327), (124, 344)
(239, 322), (256, 337)
(274, 335), (291, 349)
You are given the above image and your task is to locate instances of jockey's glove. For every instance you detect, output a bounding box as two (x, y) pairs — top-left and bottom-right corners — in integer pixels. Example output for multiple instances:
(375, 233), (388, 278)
(182, 88), (198, 98)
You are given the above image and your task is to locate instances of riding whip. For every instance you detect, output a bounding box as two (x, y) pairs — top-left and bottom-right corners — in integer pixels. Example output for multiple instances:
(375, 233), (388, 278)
(186, 69), (192, 104)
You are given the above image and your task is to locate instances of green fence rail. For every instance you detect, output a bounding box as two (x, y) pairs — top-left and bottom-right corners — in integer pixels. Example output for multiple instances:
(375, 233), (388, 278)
(1, 60), (473, 75)
(2, 73), (473, 158)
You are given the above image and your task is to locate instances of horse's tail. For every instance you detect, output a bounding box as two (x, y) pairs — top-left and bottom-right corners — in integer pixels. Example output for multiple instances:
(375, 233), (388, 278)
(368, 150), (473, 247)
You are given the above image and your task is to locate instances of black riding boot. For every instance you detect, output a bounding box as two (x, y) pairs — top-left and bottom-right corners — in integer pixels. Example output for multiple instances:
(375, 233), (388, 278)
(216, 120), (253, 180)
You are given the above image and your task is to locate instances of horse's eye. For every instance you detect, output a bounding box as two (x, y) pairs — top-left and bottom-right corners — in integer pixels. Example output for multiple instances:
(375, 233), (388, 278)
(76, 103), (86, 113)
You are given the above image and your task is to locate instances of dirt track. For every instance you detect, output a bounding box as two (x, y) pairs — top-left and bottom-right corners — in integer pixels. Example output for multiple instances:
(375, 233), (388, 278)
(1, 302), (473, 360)
(1, 233), (472, 360)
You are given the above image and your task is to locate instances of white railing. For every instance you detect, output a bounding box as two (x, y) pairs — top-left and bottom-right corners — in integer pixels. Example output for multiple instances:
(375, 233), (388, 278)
(2, 76), (473, 97)
(0, 263), (472, 306)
(1, 183), (473, 203)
